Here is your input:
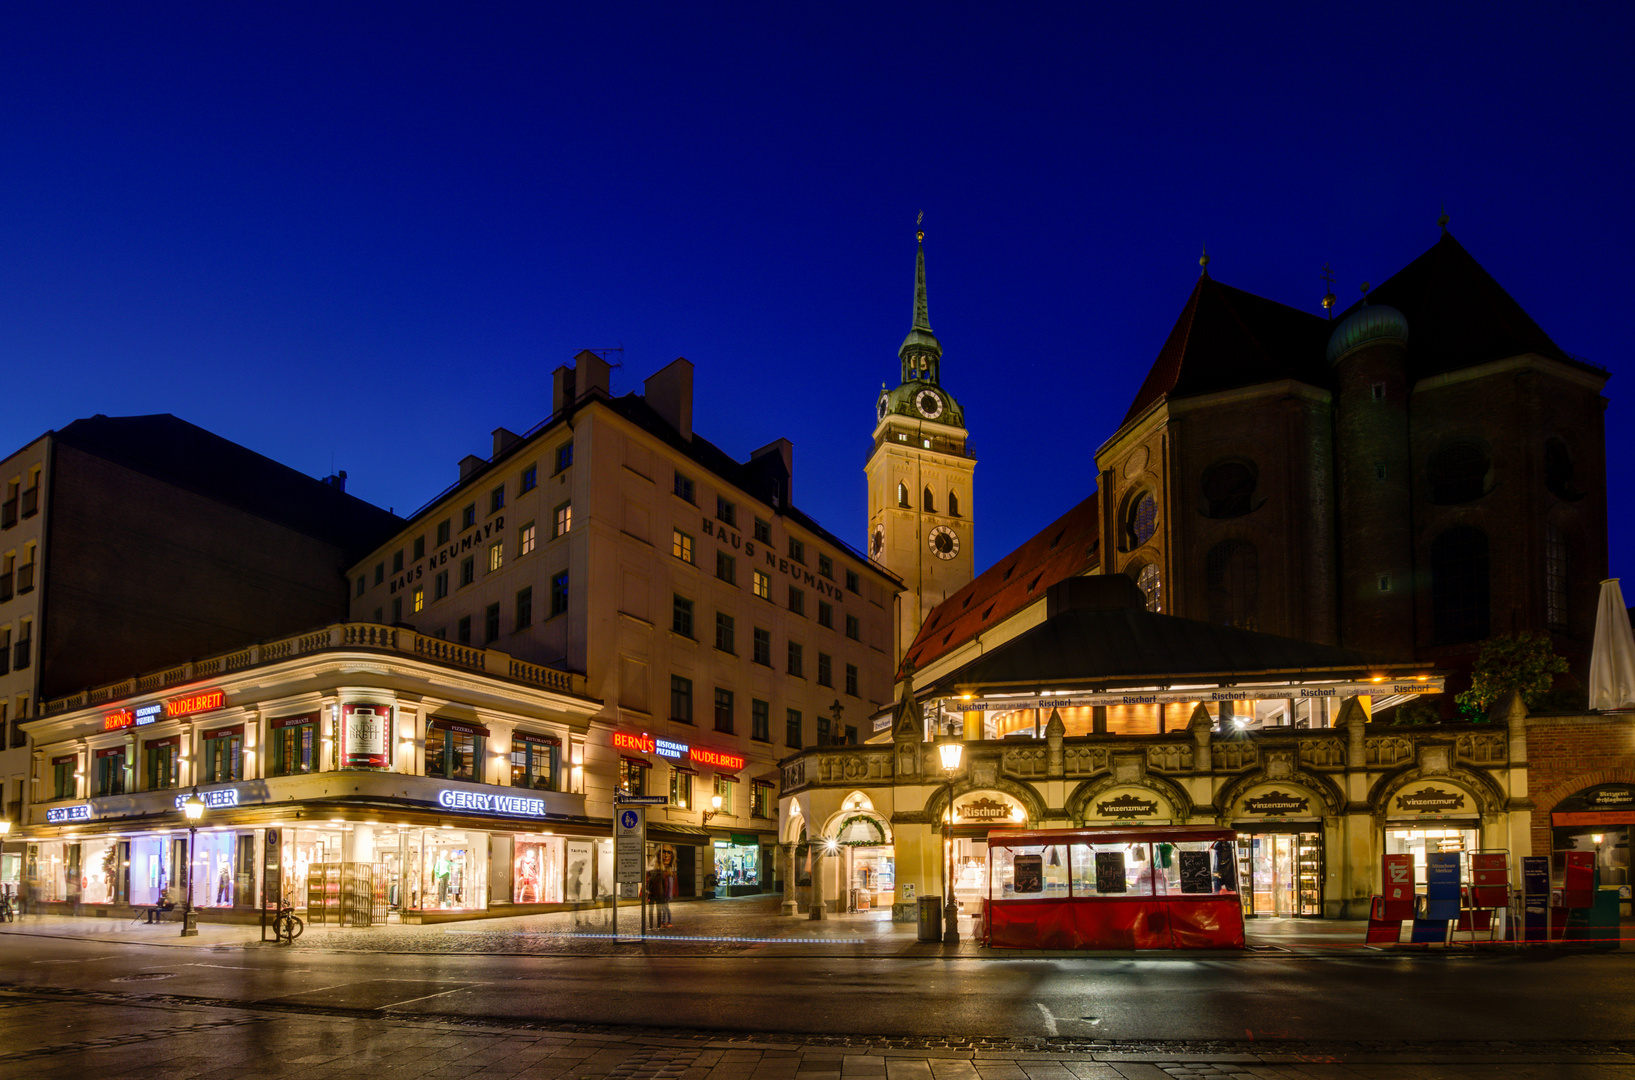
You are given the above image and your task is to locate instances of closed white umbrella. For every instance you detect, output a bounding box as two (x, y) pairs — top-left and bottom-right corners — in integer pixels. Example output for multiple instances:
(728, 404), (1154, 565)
(1589, 578), (1635, 711)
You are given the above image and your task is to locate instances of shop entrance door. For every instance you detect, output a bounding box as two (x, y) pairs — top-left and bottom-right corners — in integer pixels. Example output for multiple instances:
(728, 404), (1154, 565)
(1239, 832), (1323, 916)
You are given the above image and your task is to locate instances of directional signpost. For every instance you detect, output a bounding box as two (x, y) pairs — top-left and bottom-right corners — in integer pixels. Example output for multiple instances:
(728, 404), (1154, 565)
(614, 794), (663, 940)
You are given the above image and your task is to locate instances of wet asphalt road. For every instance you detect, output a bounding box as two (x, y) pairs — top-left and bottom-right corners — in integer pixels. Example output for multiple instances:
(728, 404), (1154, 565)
(4, 932), (1635, 1043)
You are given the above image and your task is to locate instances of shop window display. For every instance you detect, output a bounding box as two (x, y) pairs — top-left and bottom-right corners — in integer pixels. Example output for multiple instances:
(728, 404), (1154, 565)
(512, 836), (565, 904)
(713, 841), (758, 887)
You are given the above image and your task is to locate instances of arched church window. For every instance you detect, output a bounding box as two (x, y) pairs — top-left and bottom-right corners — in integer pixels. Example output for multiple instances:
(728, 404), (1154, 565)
(1122, 491), (1158, 550)
(923, 487), (935, 513)
(1205, 540), (1259, 629)
(1130, 562), (1163, 613)
(948, 490), (960, 517)
(1545, 438), (1584, 501)
(1200, 461), (1258, 519)
(1431, 526), (1490, 644)
(1427, 443), (1491, 505)
(897, 482), (910, 508)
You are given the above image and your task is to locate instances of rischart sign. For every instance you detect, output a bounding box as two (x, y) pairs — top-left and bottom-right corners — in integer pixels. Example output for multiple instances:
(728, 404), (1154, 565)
(437, 789), (545, 817)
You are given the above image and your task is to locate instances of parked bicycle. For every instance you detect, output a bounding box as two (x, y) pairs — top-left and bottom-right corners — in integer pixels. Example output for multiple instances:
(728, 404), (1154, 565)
(0, 891), (14, 923)
(271, 904), (303, 944)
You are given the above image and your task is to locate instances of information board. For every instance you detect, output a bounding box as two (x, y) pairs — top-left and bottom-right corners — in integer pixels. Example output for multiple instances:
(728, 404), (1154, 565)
(1521, 855), (1550, 941)
(615, 806), (646, 885)
(1094, 851), (1126, 894)
(1424, 851), (1461, 921)
(1471, 851), (1509, 908)
(1381, 853), (1416, 920)
(1178, 850), (1213, 894)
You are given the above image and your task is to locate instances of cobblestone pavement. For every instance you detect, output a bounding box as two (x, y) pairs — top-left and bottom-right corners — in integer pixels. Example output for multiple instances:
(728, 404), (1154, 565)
(2, 984), (1634, 1080)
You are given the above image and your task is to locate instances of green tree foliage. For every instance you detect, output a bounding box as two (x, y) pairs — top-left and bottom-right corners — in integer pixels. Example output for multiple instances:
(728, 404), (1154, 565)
(1455, 631), (1569, 719)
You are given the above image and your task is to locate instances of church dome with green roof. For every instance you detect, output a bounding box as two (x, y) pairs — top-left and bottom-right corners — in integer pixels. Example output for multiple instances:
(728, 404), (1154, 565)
(1327, 302), (1409, 364)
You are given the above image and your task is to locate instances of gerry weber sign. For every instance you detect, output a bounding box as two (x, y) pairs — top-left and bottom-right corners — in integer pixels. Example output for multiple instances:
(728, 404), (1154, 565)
(436, 789), (546, 817)
(46, 804), (93, 824)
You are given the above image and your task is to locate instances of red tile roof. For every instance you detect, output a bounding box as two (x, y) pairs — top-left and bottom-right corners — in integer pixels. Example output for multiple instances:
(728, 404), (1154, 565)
(900, 494), (1100, 678)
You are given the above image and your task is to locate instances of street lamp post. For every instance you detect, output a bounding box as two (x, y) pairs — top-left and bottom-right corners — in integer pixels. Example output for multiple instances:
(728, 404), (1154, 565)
(938, 734), (964, 945)
(181, 789), (205, 937)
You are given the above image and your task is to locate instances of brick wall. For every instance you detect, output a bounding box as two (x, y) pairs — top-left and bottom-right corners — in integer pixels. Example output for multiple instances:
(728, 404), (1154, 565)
(1524, 714), (1635, 854)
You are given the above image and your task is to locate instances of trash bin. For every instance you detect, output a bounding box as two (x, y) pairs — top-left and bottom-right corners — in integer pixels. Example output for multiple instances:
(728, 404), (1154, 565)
(917, 895), (942, 942)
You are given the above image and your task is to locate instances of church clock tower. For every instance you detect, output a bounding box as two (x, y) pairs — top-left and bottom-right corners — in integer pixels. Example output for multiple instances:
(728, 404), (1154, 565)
(866, 228), (976, 663)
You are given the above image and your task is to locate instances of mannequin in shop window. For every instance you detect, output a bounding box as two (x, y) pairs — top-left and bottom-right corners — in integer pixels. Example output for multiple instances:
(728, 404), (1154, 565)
(217, 861), (232, 905)
(434, 851), (452, 906)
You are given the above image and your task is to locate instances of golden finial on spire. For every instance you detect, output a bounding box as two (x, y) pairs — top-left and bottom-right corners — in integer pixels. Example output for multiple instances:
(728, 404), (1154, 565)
(1320, 263), (1337, 319)
(1199, 245), (1210, 277)
(916, 210), (924, 243)
(1360, 281), (1372, 305)
(1437, 203), (1450, 234)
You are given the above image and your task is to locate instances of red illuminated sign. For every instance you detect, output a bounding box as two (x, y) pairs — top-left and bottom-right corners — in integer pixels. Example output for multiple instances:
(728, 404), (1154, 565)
(689, 746), (746, 772)
(613, 731), (655, 754)
(166, 689), (226, 717)
(103, 709), (134, 731)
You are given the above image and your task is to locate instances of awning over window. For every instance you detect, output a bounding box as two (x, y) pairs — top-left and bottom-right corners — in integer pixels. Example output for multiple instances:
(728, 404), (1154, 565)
(621, 755), (652, 769)
(513, 731), (561, 747)
(430, 718), (491, 738)
(202, 724), (244, 741)
(270, 712), (317, 729)
(715, 773), (740, 783)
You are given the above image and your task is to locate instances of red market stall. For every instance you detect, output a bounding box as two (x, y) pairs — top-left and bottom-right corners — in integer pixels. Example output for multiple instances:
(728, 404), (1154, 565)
(983, 826), (1245, 950)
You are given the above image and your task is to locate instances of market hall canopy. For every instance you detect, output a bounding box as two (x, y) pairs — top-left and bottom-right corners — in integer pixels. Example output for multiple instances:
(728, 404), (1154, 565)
(931, 576), (1429, 698)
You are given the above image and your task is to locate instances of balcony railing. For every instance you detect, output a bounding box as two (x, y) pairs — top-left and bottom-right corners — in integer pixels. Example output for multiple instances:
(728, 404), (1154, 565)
(42, 621), (589, 716)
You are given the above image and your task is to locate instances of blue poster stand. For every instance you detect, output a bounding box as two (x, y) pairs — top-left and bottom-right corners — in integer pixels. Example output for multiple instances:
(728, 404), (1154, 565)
(1425, 851), (1462, 920)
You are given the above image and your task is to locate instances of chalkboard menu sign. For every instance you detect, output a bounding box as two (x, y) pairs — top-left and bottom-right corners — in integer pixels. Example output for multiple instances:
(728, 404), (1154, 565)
(1094, 851), (1127, 894)
(1178, 850), (1213, 894)
(1013, 854), (1043, 893)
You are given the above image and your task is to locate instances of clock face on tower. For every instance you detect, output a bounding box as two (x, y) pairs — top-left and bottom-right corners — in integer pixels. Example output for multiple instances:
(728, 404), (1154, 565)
(928, 525), (959, 560)
(915, 390), (944, 420)
(877, 393), (888, 420)
(870, 524), (885, 558)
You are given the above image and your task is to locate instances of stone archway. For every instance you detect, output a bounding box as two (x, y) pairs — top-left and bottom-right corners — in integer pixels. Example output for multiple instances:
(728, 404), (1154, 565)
(1215, 767), (1344, 821)
(1369, 764), (1508, 821)
(925, 774), (1045, 825)
(1066, 771), (1195, 824)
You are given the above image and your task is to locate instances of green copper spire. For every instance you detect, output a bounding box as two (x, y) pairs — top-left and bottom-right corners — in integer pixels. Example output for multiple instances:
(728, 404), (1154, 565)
(899, 225), (943, 385)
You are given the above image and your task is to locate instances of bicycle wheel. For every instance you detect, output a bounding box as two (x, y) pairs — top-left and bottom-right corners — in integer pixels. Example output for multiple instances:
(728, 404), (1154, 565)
(285, 914), (304, 940)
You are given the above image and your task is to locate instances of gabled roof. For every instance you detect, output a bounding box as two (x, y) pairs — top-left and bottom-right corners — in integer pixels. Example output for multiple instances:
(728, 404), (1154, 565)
(1348, 231), (1586, 380)
(930, 577), (1378, 695)
(900, 494), (1100, 678)
(1121, 275), (1332, 425)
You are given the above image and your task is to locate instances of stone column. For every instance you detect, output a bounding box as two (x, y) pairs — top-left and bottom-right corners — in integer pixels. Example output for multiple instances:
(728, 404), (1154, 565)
(780, 842), (798, 916)
(809, 844), (826, 920)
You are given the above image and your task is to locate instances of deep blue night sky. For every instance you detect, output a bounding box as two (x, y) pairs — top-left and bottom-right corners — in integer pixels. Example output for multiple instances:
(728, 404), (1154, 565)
(3, 4), (1631, 577)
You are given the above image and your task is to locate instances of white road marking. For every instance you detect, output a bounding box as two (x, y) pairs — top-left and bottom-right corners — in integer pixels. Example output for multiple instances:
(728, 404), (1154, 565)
(1036, 1002), (1058, 1036)
(380, 985), (478, 1009)
(31, 956), (119, 964)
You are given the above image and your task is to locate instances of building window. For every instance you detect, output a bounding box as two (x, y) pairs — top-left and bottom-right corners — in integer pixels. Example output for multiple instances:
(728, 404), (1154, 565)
(490, 485), (506, 515)
(483, 602), (499, 643)
(96, 749), (126, 796)
(434, 570), (449, 600)
(923, 487), (935, 512)
(413, 587), (424, 613)
(374, 563), (385, 585)
(516, 587), (533, 629)
(437, 520), (451, 545)
(462, 504), (477, 530)
(816, 712), (831, 745)
(845, 614), (860, 641)
(671, 675), (694, 724)
(949, 490), (960, 517)
(788, 586), (805, 615)
(817, 652), (833, 687)
(818, 554), (833, 579)
(672, 594), (695, 637)
(619, 757), (646, 796)
(392, 550), (404, 574)
(144, 740), (180, 790)
(787, 641), (803, 677)
(1371, 381), (1386, 401)
(785, 708), (802, 748)
(521, 464), (538, 493)
(818, 600), (833, 629)
(373, 606), (383, 623)
(717, 496), (737, 527)
(1133, 562), (1162, 613)
(1545, 438), (1584, 500)
(391, 597), (402, 623)
(752, 627), (772, 666)
(714, 687), (734, 733)
(1378, 574), (1392, 593)
(1205, 540), (1258, 629)
(457, 616), (472, 644)
(1201, 461), (1257, 519)
(897, 482), (910, 507)
(1428, 443), (1491, 505)
(510, 737), (559, 791)
(1547, 525), (1569, 631)
(554, 502), (572, 537)
(672, 529), (695, 564)
(551, 571), (570, 616)
(715, 611), (736, 654)
(670, 768), (694, 809)
(751, 698), (770, 742)
(717, 551), (736, 584)
(270, 719), (316, 777)
(1432, 526), (1491, 645)
(414, 536), (426, 561)
(203, 730), (243, 783)
(53, 756), (75, 800)
(845, 569), (859, 593)
(489, 542), (504, 572)
(426, 723), (483, 782)
(13, 620), (28, 671)
(754, 517), (771, 543)
(753, 570), (771, 600)
(714, 776), (734, 816)
(356, 576), (366, 598)
(555, 442), (574, 473)
(752, 781), (774, 818)
(788, 537), (805, 564)
(458, 556), (475, 587)
(845, 663), (858, 696)
(675, 472), (695, 503)
(520, 522), (537, 556)
(1123, 492), (1159, 550)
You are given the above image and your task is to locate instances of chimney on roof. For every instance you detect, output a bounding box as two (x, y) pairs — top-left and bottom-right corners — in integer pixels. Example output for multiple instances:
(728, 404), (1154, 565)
(644, 357), (694, 441)
(492, 427), (520, 458)
(458, 454), (486, 482)
(552, 350), (613, 414)
(322, 470), (347, 493)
